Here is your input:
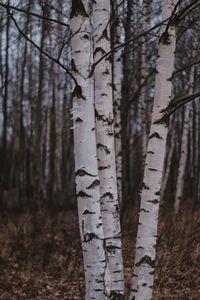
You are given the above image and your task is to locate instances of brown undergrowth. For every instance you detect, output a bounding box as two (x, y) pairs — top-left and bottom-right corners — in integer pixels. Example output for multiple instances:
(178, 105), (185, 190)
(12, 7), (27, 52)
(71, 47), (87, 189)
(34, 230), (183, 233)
(0, 210), (199, 299)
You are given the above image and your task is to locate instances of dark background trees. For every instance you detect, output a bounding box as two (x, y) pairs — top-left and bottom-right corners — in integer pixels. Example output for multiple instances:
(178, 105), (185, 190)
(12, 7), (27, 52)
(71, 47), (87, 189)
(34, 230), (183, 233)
(0, 0), (200, 213)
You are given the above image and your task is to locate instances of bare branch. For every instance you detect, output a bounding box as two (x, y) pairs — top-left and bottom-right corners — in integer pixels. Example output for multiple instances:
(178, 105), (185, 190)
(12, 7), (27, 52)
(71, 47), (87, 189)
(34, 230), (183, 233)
(5, 8), (77, 85)
(89, 1), (200, 76)
(0, 2), (70, 28)
(154, 90), (200, 124)
(173, 59), (200, 77)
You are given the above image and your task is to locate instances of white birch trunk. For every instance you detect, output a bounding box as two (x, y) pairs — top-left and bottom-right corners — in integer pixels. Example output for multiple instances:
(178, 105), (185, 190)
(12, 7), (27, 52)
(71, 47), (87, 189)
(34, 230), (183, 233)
(70, 1), (107, 299)
(174, 69), (194, 213)
(112, 0), (123, 206)
(93, 1), (124, 298)
(130, 1), (177, 299)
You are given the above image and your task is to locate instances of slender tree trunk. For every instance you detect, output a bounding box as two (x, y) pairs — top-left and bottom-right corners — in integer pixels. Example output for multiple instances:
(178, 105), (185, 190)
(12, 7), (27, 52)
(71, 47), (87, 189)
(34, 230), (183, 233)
(111, 0), (123, 207)
(43, 105), (51, 202)
(130, 1), (177, 299)
(93, 0), (124, 298)
(122, 0), (135, 205)
(0, 5), (10, 201)
(33, 3), (50, 209)
(160, 115), (176, 200)
(141, 0), (151, 159)
(53, 0), (62, 198)
(70, 1), (107, 298)
(174, 70), (193, 213)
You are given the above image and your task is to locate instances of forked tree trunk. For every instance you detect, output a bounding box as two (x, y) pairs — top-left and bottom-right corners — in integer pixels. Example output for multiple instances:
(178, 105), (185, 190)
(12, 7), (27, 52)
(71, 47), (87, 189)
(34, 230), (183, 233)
(129, 1), (177, 299)
(70, 1), (107, 299)
(93, 1), (124, 298)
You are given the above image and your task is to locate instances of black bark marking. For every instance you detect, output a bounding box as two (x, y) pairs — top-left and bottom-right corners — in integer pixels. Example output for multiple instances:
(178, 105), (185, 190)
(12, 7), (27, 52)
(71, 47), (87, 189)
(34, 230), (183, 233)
(96, 222), (102, 228)
(142, 182), (150, 190)
(82, 220), (84, 233)
(149, 132), (163, 140)
(71, 59), (78, 73)
(135, 255), (155, 268)
(98, 165), (111, 170)
(149, 270), (155, 275)
(83, 210), (95, 215)
(75, 169), (96, 177)
(77, 191), (92, 198)
(72, 85), (86, 100)
(94, 47), (106, 56)
(147, 151), (154, 154)
(70, 0), (88, 18)
(106, 245), (121, 254)
(148, 168), (158, 172)
(101, 28), (109, 40)
(110, 291), (124, 300)
(154, 114), (169, 126)
(139, 208), (150, 213)
(95, 109), (114, 125)
(86, 179), (100, 189)
(84, 232), (98, 242)
(75, 117), (83, 123)
(97, 143), (111, 154)
(160, 31), (171, 45)
(103, 68), (110, 75)
(83, 34), (89, 39)
(115, 204), (120, 213)
(142, 283), (147, 286)
(155, 191), (160, 196)
(101, 192), (114, 199)
(107, 131), (114, 136)
(147, 199), (159, 204)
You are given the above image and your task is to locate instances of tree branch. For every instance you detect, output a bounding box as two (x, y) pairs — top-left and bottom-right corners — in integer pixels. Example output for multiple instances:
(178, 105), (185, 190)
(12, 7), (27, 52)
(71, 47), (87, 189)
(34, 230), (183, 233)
(89, 1), (200, 77)
(5, 8), (77, 85)
(0, 2), (69, 28)
(154, 90), (200, 124)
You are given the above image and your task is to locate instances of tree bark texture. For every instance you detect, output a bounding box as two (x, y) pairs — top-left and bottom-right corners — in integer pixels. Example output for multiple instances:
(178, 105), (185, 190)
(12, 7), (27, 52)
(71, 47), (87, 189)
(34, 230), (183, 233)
(130, 1), (177, 299)
(93, 1), (124, 297)
(70, 1), (107, 299)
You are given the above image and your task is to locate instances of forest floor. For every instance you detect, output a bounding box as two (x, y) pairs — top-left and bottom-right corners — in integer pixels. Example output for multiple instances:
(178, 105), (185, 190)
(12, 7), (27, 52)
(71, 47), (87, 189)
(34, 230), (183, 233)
(0, 209), (199, 299)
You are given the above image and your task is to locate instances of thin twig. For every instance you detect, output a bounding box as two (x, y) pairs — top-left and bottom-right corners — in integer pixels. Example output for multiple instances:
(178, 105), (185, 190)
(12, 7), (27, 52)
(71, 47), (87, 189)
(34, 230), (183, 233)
(6, 8), (77, 85)
(0, 2), (69, 28)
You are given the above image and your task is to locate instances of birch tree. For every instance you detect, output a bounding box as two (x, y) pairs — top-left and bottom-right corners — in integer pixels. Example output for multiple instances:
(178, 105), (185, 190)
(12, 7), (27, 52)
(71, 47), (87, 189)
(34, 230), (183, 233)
(70, 1), (107, 299)
(92, 1), (124, 298)
(130, 1), (178, 299)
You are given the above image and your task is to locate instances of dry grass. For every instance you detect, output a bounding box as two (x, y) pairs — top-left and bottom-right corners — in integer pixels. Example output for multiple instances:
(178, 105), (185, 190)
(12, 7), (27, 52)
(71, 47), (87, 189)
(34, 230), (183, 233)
(0, 210), (199, 299)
